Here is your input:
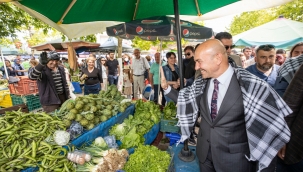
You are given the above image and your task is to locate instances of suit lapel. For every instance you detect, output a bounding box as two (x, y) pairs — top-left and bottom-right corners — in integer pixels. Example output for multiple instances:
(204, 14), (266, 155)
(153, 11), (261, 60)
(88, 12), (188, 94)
(200, 80), (212, 125)
(213, 73), (242, 125)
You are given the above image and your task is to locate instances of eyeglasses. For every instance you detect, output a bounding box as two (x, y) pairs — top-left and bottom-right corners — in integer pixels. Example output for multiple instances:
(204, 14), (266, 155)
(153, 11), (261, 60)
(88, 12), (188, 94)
(224, 45), (236, 50)
(186, 53), (191, 56)
(101, 60), (106, 61)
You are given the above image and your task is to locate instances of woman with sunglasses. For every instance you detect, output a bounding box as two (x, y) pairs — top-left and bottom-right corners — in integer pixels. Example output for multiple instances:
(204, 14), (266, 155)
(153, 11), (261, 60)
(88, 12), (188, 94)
(162, 52), (180, 103)
(183, 46), (196, 86)
(274, 42), (303, 96)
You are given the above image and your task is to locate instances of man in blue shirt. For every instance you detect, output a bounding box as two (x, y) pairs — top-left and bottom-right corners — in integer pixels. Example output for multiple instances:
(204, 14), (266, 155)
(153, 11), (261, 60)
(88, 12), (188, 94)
(246, 44), (280, 87)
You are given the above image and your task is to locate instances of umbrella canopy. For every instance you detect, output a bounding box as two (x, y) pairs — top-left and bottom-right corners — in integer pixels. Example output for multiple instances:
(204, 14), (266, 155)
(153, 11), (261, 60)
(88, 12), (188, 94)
(99, 37), (133, 51)
(107, 16), (213, 41)
(12, 0), (292, 39)
(234, 17), (303, 49)
(31, 38), (100, 51)
(0, 46), (19, 55)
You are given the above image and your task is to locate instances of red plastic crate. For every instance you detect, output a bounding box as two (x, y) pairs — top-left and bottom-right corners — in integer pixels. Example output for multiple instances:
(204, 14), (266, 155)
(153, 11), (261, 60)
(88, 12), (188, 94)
(9, 78), (38, 95)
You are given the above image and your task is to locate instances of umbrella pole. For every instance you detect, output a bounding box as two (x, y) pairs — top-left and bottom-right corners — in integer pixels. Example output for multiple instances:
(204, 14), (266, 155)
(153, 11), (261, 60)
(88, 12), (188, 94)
(158, 39), (163, 104)
(173, 0), (195, 162)
(0, 46), (9, 79)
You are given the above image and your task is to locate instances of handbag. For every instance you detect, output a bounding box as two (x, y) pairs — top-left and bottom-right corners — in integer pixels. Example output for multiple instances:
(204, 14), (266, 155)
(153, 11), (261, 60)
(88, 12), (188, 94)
(8, 76), (20, 84)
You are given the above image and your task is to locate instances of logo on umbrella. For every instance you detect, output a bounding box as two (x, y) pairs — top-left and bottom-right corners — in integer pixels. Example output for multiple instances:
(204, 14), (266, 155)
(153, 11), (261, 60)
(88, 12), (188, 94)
(183, 29), (190, 37)
(113, 28), (118, 35)
(136, 26), (144, 35)
(113, 28), (123, 35)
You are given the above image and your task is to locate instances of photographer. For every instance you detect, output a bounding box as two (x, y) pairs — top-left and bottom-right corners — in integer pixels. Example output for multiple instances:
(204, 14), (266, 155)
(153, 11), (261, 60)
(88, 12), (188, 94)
(29, 51), (70, 113)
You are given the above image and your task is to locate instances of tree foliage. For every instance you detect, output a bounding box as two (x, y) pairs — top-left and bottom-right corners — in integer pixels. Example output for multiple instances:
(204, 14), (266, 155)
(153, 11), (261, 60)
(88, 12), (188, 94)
(0, 2), (97, 46)
(228, 0), (303, 35)
(0, 3), (52, 38)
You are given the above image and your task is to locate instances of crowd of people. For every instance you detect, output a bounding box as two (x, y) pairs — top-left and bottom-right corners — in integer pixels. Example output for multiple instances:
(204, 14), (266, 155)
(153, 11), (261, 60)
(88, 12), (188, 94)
(2, 31), (303, 171)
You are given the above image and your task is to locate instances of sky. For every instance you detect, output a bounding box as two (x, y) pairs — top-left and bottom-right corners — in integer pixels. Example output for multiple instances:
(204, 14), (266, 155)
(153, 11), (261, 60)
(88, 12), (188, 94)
(204, 14), (238, 33)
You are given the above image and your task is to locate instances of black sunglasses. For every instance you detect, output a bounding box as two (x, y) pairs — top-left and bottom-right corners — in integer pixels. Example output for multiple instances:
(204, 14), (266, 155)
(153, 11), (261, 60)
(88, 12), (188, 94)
(224, 45), (236, 50)
(186, 53), (191, 56)
(101, 60), (106, 61)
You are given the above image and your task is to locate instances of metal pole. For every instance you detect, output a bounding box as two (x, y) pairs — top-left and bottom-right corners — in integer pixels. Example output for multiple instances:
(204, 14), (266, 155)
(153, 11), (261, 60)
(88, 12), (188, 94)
(158, 39), (163, 104)
(0, 46), (9, 79)
(173, 0), (195, 162)
(173, 0), (184, 89)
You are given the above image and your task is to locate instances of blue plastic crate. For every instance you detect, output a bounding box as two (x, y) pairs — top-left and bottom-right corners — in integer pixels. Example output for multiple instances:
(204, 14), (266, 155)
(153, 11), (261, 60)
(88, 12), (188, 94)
(72, 82), (82, 94)
(165, 133), (181, 146)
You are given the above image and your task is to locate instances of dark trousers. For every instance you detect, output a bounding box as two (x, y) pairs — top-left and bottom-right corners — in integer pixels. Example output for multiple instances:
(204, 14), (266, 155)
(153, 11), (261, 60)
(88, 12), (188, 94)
(42, 94), (66, 113)
(276, 157), (303, 172)
(84, 83), (101, 95)
(199, 149), (277, 172)
(108, 75), (118, 85)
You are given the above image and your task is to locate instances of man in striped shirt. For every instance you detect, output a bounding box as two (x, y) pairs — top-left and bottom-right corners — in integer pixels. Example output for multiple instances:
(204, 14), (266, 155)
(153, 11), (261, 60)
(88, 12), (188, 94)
(29, 51), (70, 113)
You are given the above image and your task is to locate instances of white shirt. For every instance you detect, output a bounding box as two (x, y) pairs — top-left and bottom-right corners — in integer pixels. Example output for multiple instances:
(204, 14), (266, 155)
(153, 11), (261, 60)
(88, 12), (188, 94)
(131, 57), (150, 75)
(207, 64), (234, 114)
(101, 65), (107, 78)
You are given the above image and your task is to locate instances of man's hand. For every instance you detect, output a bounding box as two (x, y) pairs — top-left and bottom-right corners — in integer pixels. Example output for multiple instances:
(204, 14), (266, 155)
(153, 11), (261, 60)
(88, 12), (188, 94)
(278, 145), (286, 160)
(39, 52), (48, 65)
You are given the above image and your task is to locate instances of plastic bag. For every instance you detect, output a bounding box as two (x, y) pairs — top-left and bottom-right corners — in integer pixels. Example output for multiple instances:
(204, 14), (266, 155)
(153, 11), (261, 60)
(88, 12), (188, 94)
(67, 121), (84, 140)
(104, 135), (118, 149)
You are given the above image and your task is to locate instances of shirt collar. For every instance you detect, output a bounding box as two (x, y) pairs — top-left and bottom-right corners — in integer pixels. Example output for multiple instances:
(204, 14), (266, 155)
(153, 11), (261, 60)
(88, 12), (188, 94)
(214, 64), (234, 85)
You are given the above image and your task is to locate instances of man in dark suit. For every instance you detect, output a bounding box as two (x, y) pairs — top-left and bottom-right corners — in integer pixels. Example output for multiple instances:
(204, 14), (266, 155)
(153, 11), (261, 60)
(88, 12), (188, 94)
(162, 39), (291, 172)
(277, 64), (303, 171)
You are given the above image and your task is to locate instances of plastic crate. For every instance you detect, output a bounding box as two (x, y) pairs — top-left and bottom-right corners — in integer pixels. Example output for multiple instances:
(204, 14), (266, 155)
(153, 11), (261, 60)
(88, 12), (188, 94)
(9, 78), (38, 95)
(160, 118), (180, 133)
(72, 82), (82, 94)
(24, 95), (41, 111)
(11, 94), (24, 106)
(165, 133), (181, 146)
(0, 90), (13, 108)
(11, 94), (41, 111)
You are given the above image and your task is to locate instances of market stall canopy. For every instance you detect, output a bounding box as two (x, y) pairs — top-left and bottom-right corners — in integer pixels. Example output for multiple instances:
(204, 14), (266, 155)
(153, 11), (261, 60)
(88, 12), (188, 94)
(234, 17), (303, 49)
(12, 0), (292, 39)
(107, 16), (213, 41)
(99, 37), (133, 51)
(0, 46), (19, 55)
(31, 38), (100, 51)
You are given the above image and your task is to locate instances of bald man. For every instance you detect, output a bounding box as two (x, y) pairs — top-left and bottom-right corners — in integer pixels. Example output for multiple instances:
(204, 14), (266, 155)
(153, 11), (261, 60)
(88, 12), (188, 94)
(162, 39), (291, 172)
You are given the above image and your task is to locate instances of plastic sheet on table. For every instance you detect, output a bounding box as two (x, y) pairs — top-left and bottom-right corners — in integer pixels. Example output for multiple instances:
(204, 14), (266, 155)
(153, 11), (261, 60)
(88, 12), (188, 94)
(71, 104), (135, 148)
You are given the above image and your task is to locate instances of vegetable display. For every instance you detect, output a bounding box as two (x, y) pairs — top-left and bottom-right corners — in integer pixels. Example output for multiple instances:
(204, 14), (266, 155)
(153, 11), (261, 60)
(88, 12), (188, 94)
(0, 111), (75, 171)
(58, 85), (132, 130)
(163, 102), (177, 120)
(109, 100), (161, 149)
(76, 137), (129, 172)
(123, 145), (171, 172)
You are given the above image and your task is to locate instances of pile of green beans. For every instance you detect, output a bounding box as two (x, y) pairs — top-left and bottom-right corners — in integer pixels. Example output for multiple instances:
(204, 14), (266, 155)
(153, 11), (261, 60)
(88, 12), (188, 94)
(0, 111), (75, 172)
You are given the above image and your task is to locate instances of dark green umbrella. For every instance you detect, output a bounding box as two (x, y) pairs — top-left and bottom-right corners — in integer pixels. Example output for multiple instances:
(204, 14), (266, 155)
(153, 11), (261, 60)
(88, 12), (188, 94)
(107, 16), (213, 41)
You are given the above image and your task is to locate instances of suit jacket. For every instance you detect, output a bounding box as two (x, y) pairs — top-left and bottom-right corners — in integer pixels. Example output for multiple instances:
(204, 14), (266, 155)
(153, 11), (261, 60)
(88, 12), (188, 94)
(165, 73), (278, 171)
(197, 74), (256, 172)
(283, 64), (303, 164)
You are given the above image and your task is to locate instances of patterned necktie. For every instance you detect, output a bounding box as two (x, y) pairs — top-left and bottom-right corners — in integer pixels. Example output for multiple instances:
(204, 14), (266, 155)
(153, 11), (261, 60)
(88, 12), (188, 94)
(210, 79), (219, 121)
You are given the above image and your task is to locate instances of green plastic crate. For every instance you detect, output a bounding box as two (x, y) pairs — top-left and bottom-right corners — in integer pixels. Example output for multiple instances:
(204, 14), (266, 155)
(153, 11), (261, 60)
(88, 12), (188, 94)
(11, 94), (24, 106)
(160, 118), (180, 133)
(11, 94), (41, 111)
(24, 95), (41, 111)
